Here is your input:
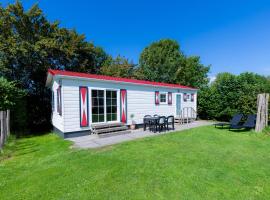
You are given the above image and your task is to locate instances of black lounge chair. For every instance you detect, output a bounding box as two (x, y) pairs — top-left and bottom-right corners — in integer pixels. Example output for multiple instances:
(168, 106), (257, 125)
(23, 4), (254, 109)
(229, 114), (256, 130)
(166, 115), (175, 130)
(215, 114), (244, 129)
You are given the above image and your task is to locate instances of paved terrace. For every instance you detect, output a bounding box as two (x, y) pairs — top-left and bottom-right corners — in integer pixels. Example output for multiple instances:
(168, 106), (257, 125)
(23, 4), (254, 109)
(67, 120), (215, 149)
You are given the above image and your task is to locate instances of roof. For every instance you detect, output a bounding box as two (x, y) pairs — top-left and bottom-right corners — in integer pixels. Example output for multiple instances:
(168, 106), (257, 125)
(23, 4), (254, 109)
(47, 69), (197, 90)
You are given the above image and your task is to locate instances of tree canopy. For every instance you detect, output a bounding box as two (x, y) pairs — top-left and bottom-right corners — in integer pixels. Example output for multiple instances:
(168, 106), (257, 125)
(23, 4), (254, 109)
(100, 55), (135, 78)
(135, 39), (210, 88)
(0, 1), (108, 132)
(198, 72), (270, 121)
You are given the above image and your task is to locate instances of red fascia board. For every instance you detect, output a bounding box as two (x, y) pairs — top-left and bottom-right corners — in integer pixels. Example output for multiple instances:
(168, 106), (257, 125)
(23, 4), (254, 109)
(48, 69), (197, 90)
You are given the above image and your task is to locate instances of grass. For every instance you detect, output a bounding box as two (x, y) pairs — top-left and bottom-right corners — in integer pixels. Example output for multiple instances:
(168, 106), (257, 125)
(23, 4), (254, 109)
(1, 126), (270, 200)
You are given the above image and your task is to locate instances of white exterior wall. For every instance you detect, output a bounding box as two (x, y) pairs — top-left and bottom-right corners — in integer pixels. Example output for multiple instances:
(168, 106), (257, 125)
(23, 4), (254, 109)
(52, 77), (197, 133)
(51, 79), (64, 132)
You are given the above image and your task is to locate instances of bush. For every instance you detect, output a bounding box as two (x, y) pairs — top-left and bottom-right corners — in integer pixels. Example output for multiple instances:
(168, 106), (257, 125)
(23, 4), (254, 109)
(198, 72), (270, 121)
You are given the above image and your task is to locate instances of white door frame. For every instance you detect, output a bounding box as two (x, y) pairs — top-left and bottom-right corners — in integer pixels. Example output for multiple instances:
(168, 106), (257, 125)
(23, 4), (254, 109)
(89, 87), (120, 124)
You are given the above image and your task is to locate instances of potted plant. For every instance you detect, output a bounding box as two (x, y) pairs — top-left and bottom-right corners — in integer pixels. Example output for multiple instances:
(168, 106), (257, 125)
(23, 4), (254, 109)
(130, 114), (136, 130)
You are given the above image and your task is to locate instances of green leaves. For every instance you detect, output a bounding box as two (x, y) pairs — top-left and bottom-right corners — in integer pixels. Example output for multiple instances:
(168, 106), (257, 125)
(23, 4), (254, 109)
(100, 55), (135, 78)
(135, 39), (210, 88)
(0, 77), (25, 110)
(198, 72), (270, 121)
(0, 1), (108, 132)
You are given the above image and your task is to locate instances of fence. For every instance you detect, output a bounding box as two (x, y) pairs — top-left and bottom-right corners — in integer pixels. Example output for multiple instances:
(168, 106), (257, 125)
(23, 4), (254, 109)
(0, 110), (10, 150)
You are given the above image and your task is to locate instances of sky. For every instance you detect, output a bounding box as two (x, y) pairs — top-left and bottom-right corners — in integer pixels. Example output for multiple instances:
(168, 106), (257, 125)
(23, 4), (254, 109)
(2, 0), (270, 78)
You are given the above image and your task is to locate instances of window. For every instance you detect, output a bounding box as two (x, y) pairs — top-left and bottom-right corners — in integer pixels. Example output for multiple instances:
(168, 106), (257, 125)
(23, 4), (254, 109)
(159, 93), (167, 104)
(91, 90), (104, 123)
(57, 86), (62, 115)
(106, 90), (117, 121)
(52, 90), (54, 111)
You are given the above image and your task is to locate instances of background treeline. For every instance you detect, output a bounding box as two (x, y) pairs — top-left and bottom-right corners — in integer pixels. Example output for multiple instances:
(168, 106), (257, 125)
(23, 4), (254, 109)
(198, 73), (270, 121)
(0, 2), (269, 135)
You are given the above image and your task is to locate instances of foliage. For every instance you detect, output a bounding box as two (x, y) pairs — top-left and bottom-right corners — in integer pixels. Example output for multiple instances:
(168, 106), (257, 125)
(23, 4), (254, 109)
(0, 77), (25, 110)
(135, 39), (210, 88)
(2, 126), (270, 199)
(100, 55), (135, 78)
(0, 2), (108, 133)
(198, 72), (270, 121)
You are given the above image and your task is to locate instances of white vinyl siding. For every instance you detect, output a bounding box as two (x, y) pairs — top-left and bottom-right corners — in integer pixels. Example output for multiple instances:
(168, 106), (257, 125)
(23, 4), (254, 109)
(51, 77), (197, 133)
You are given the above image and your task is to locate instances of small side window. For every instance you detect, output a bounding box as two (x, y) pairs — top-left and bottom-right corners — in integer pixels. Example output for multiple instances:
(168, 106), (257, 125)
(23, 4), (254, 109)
(159, 93), (167, 104)
(52, 90), (54, 111)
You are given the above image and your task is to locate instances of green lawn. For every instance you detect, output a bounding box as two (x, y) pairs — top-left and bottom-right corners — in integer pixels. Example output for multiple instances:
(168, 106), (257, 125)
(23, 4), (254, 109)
(1, 126), (270, 200)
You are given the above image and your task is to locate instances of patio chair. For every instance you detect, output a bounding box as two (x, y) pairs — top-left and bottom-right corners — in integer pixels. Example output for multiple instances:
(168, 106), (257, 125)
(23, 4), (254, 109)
(157, 116), (166, 132)
(229, 114), (256, 130)
(214, 114), (244, 129)
(166, 115), (175, 130)
(143, 115), (152, 131)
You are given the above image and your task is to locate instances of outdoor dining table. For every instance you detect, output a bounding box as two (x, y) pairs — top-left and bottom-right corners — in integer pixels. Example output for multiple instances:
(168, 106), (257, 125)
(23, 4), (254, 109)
(143, 116), (159, 132)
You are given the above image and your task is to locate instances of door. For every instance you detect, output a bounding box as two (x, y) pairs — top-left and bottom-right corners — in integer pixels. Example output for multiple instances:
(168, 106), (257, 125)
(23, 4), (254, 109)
(106, 90), (118, 122)
(176, 94), (181, 115)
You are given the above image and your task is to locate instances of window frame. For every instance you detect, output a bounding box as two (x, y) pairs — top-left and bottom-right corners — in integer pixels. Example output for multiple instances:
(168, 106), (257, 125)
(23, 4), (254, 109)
(159, 93), (167, 104)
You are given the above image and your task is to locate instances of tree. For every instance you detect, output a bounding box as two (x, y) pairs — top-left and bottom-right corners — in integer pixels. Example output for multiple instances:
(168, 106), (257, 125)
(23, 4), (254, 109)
(135, 39), (210, 88)
(0, 2), (108, 133)
(100, 55), (135, 78)
(0, 77), (25, 110)
(198, 72), (270, 121)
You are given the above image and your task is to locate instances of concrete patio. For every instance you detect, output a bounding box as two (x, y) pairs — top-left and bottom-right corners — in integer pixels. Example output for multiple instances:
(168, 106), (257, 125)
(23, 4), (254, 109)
(67, 120), (215, 149)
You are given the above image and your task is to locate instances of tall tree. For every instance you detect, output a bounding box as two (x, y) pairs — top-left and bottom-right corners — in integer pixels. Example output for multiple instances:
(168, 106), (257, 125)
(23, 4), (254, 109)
(135, 39), (210, 88)
(100, 55), (135, 78)
(0, 2), (108, 133)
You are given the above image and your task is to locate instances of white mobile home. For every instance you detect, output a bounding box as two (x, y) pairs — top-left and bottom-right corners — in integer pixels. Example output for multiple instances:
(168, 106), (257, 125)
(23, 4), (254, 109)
(46, 69), (198, 137)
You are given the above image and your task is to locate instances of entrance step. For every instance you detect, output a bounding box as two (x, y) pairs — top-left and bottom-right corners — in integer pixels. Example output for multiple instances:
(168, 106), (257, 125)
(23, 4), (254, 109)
(92, 122), (124, 130)
(98, 130), (131, 138)
(92, 122), (130, 136)
(95, 126), (128, 134)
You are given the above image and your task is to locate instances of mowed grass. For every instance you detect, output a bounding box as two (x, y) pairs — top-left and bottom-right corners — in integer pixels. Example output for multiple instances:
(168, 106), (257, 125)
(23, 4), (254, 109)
(1, 126), (270, 200)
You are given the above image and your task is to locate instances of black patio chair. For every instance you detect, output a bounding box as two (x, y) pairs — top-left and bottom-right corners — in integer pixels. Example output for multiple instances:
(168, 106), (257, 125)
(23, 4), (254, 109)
(215, 114), (244, 129)
(166, 115), (174, 130)
(230, 114), (256, 130)
(157, 116), (166, 132)
(143, 115), (152, 131)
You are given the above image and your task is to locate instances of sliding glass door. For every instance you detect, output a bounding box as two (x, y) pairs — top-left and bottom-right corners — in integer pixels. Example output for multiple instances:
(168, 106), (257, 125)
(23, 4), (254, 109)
(91, 89), (117, 123)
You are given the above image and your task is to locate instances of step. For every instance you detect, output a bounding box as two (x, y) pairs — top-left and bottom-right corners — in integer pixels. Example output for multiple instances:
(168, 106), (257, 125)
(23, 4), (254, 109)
(92, 122), (124, 130)
(94, 126), (128, 134)
(98, 130), (131, 138)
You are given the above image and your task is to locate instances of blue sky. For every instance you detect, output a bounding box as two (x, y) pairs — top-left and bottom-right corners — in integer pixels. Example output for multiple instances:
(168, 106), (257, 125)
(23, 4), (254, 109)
(2, 0), (270, 78)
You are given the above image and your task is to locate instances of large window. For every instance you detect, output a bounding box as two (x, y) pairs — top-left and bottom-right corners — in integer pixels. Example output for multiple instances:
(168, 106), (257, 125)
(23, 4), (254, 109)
(106, 90), (117, 121)
(91, 90), (104, 123)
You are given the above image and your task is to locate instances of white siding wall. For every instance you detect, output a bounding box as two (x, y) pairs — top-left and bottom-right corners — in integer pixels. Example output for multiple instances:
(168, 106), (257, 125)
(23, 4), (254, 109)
(53, 77), (197, 133)
(51, 79), (64, 132)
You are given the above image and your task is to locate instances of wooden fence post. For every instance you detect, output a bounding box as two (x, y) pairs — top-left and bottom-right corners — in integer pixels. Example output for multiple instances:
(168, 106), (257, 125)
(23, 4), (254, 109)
(0, 111), (4, 150)
(255, 93), (269, 132)
(6, 109), (10, 137)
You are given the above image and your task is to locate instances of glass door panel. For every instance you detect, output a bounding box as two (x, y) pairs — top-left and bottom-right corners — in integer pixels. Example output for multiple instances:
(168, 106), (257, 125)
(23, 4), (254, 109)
(106, 90), (117, 121)
(91, 90), (105, 123)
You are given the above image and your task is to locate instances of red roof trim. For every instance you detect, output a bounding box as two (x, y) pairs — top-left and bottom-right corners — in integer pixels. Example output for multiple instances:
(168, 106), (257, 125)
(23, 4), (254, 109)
(48, 69), (197, 90)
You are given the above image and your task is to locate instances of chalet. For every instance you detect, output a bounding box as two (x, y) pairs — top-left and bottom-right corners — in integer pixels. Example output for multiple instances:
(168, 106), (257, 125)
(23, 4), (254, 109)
(46, 69), (197, 138)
